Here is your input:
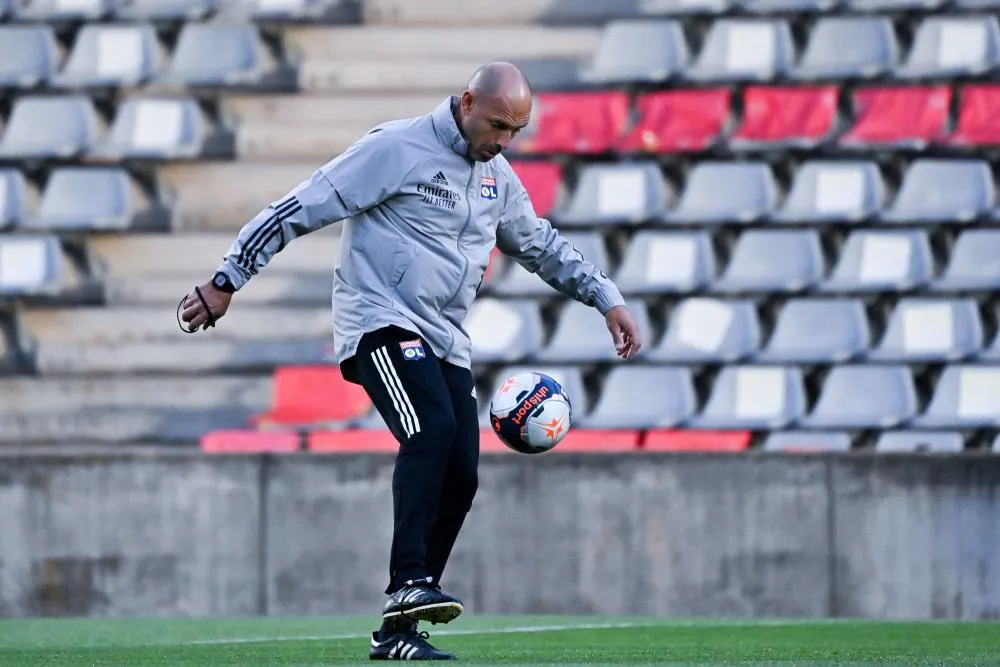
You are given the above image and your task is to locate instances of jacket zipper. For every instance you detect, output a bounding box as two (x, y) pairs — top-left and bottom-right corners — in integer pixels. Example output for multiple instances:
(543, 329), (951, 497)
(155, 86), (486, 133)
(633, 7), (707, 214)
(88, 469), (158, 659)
(440, 166), (478, 357)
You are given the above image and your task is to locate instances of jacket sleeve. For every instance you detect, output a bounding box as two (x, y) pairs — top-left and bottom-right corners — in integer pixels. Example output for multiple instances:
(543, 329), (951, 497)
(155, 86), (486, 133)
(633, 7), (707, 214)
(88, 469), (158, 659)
(495, 173), (626, 315)
(215, 128), (412, 290)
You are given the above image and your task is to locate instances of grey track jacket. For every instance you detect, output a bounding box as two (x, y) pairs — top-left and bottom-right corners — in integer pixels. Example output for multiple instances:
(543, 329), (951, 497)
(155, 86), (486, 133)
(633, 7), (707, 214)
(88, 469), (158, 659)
(215, 96), (626, 370)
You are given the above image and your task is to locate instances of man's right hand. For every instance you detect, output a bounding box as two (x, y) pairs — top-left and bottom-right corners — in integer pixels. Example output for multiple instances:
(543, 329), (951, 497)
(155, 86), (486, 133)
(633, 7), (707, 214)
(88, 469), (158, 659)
(180, 281), (233, 332)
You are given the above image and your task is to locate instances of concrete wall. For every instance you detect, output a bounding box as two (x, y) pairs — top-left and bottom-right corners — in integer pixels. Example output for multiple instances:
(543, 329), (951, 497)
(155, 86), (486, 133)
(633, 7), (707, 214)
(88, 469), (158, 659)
(1, 450), (999, 620)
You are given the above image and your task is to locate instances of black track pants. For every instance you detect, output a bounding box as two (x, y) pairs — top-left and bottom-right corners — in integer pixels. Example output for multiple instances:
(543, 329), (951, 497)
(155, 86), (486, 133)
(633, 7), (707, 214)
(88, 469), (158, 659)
(348, 325), (480, 595)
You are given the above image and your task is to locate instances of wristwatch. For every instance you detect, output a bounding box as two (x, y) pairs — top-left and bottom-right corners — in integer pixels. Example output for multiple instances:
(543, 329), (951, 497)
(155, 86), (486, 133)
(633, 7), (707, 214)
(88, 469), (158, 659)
(212, 271), (236, 293)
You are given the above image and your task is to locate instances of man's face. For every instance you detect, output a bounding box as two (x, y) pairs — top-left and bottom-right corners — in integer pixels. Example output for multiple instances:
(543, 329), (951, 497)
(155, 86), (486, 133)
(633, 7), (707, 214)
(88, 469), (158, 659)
(460, 91), (531, 162)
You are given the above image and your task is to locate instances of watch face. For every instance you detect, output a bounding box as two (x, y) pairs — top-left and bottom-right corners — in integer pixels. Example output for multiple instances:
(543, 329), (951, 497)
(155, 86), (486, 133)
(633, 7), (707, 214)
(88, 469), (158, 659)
(214, 274), (227, 288)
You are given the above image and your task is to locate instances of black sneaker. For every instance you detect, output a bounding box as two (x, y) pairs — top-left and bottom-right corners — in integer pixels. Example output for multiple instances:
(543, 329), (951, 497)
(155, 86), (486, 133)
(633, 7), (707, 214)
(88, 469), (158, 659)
(369, 630), (456, 661)
(382, 577), (464, 625)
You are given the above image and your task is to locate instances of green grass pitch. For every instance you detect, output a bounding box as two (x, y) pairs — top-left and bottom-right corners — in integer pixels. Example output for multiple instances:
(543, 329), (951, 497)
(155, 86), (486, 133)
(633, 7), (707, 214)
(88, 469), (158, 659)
(0, 614), (997, 665)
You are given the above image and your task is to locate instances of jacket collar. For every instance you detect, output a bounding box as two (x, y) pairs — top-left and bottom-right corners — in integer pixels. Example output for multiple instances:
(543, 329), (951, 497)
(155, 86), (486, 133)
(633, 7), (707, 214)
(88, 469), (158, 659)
(432, 96), (471, 159)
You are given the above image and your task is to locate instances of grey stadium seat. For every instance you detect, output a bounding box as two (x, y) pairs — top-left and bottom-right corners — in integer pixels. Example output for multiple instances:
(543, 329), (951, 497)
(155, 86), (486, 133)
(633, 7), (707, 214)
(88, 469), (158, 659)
(466, 298), (543, 364)
(552, 162), (671, 227)
(0, 170), (29, 230)
(0, 95), (100, 160)
(90, 96), (207, 160)
(931, 230), (1000, 292)
(755, 298), (870, 363)
(0, 234), (63, 296)
(897, 16), (1000, 79)
(801, 365), (917, 429)
(879, 160), (994, 225)
(479, 365), (586, 427)
(13, 0), (111, 21)
(790, 18), (898, 82)
(661, 161), (777, 225)
(578, 19), (690, 85)
(822, 230), (932, 293)
(953, 0), (1000, 8)
(158, 23), (285, 88)
(114, 0), (216, 20)
(581, 366), (696, 429)
(491, 231), (608, 297)
(739, 0), (834, 13)
(234, 0), (362, 21)
(846, 0), (944, 12)
(868, 299), (982, 362)
(875, 431), (964, 453)
(713, 230), (824, 294)
(538, 299), (652, 363)
(690, 365), (805, 430)
(648, 298), (760, 362)
(773, 161), (884, 225)
(52, 24), (162, 89)
(29, 168), (142, 231)
(913, 365), (1000, 428)
(762, 432), (852, 452)
(0, 25), (59, 90)
(685, 19), (795, 83)
(614, 231), (717, 295)
(638, 0), (732, 15)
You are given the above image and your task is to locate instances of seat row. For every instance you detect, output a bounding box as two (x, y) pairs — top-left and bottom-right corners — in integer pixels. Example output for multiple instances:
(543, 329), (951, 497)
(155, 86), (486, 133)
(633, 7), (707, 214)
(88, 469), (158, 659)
(580, 16), (1000, 86)
(511, 85), (1000, 156)
(516, 158), (1000, 226)
(0, 0), (356, 23)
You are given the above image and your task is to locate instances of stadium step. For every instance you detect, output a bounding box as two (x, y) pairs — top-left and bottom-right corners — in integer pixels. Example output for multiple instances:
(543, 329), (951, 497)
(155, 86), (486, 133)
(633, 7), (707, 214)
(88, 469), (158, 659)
(298, 59), (510, 94)
(225, 94), (443, 126)
(236, 123), (372, 160)
(105, 272), (334, 306)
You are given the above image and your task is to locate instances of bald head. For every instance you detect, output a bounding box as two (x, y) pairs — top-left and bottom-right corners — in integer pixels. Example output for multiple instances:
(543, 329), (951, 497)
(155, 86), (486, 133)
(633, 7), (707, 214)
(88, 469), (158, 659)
(458, 62), (533, 162)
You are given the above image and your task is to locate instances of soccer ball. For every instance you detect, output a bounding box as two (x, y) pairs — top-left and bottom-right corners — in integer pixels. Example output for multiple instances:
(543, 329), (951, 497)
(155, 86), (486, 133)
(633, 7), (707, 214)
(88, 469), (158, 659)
(488, 371), (572, 454)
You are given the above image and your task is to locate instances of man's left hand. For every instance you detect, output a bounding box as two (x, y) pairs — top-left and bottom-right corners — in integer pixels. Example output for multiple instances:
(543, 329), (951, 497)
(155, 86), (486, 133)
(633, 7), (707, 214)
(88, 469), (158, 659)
(605, 305), (642, 360)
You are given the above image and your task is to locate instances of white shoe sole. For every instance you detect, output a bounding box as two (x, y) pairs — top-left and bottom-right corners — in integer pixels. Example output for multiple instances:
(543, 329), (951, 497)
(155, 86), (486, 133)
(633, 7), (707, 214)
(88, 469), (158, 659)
(383, 601), (464, 625)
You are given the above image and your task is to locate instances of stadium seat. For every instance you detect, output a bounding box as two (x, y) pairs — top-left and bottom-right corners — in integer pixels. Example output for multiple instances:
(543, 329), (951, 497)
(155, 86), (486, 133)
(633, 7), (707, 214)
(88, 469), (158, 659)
(466, 298), (543, 363)
(879, 160), (994, 225)
(642, 429), (751, 452)
(614, 230), (717, 295)
(28, 167), (140, 231)
(552, 162), (671, 226)
(897, 16), (1000, 79)
(943, 85), (1000, 147)
(801, 365), (918, 429)
(648, 298), (760, 362)
(0, 25), (59, 90)
(90, 96), (208, 161)
(728, 86), (838, 150)
(157, 23), (283, 89)
(713, 230), (824, 294)
(480, 365), (586, 428)
(539, 299), (651, 363)
(617, 89), (731, 154)
(790, 17), (898, 81)
(578, 19), (690, 85)
(868, 299), (982, 362)
(581, 366), (696, 429)
(52, 24), (162, 90)
(755, 298), (870, 363)
(660, 161), (777, 225)
(236, 0), (361, 22)
(0, 170), (28, 230)
(114, 0), (216, 19)
(690, 365), (806, 430)
(839, 86), (951, 149)
(0, 95), (100, 160)
(548, 429), (640, 453)
(846, 0), (945, 11)
(510, 161), (563, 218)
(512, 91), (630, 155)
(953, 0), (1000, 7)
(13, 0), (111, 21)
(740, 0), (834, 13)
(250, 365), (372, 429)
(200, 429), (301, 453)
(307, 429), (400, 453)
(931, 230), (1000, 292)
(975, 330), (1000, 361)
(875, 431), (964, 453)
(639, 0), (732, 16)
(685, 19), (794, 82)
(491, 231), (608, 297)
(822, 230), (932, 293)
(913, 365), (1000, 428)
(772, 160), (885, 224)
(0, 235), (63, 296)
(762, 432), (852, 452)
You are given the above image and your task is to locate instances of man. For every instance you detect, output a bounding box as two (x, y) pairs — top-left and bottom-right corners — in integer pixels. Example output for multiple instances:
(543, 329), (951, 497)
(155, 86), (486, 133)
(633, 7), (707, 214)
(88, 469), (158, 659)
(180, 62), (642, 661)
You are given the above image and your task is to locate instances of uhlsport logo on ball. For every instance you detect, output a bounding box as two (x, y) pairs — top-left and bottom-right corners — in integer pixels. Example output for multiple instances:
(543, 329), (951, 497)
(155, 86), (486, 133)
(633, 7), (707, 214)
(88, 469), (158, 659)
(489, 371), (572, 454)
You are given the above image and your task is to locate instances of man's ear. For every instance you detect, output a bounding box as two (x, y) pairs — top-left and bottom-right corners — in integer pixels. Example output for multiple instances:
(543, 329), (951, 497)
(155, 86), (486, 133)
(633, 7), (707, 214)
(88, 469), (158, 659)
(460, 91), (475, 115)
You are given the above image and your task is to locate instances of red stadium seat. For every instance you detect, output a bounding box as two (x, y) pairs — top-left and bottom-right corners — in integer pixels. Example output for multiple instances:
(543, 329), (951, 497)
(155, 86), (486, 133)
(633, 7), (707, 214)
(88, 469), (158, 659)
(513, 91), (630, 155)
(200, 429), (301, 453)
(510, 160), (562, 217)
(839, 86), (951, 148)
(307, 428), (400, 452)
(617, 89), (730, 154)
(942, 85), (1000, 147)
(251, 365), (372, 429)
(730, 86), (838, 148)
(643, 429), (751, 452)
(480, 428), (515, 453)
(553, 429), (641, 452)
